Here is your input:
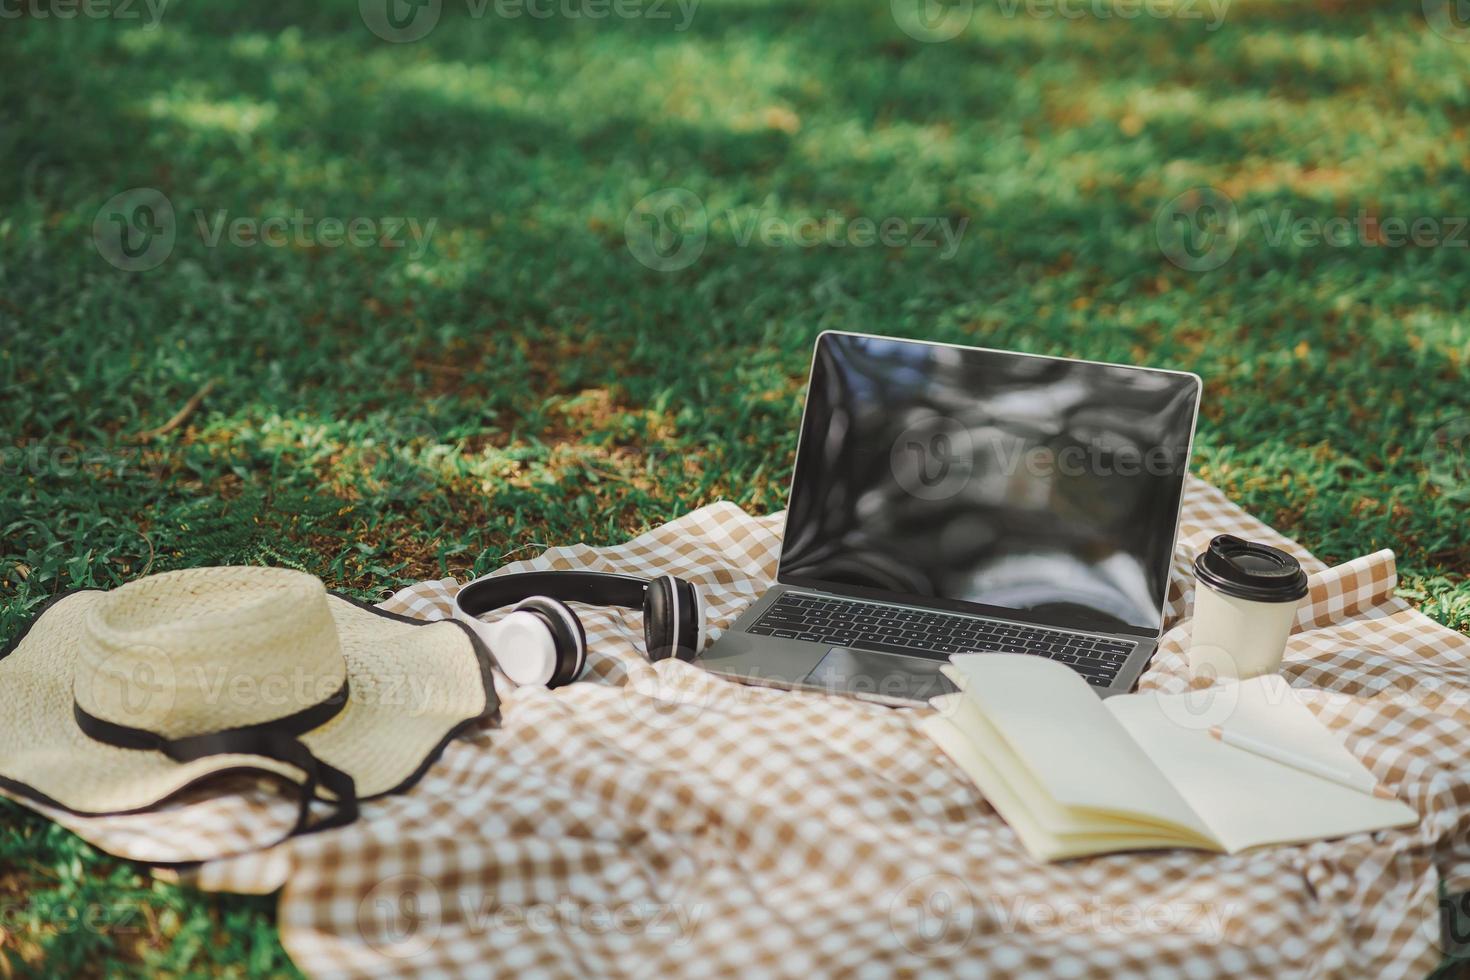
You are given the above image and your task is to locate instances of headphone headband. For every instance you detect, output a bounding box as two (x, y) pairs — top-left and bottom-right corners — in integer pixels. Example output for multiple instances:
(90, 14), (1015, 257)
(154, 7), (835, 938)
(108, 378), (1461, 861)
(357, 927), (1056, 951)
(454, 570), (704, 686)
(456, 571), (653, 618)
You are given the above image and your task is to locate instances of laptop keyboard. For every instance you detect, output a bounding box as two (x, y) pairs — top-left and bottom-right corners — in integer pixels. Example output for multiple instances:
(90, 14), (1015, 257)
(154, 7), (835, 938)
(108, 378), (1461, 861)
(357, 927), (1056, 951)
(746, 593), (1135, 688)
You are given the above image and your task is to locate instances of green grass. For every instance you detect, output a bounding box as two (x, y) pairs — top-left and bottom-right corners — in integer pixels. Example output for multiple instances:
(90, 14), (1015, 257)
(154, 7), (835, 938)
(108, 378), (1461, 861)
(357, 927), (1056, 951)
(2, 0), (1468, 973)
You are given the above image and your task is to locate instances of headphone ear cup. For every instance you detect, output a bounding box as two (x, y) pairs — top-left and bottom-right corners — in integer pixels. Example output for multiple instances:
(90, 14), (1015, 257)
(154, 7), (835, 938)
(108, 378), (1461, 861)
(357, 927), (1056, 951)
(480, 610), (559, 687)
(512, 598), (586, 687)
(673, 578), (705, 664)
(643, 576), (675, 662)
(676, 578), (705, 659)
(644, 575), (702, 663)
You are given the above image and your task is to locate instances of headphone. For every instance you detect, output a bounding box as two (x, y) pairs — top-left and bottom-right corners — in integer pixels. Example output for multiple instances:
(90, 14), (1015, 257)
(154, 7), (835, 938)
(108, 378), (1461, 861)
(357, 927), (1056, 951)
(451, 571), (706, 688)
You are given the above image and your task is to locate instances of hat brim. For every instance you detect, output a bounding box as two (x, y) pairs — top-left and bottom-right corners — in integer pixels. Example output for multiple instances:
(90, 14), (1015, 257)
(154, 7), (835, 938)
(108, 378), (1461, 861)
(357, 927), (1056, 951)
(0, 589), (494, 817)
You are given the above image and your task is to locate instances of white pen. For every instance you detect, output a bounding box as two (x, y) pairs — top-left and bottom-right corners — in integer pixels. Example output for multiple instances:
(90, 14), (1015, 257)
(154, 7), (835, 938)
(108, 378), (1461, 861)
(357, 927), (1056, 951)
(1208, 726), (1396, 800)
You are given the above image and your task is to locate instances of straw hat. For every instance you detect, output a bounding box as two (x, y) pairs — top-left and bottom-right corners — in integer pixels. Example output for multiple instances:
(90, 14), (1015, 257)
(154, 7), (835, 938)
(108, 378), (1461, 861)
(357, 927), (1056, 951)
(0, 566), (495, 843)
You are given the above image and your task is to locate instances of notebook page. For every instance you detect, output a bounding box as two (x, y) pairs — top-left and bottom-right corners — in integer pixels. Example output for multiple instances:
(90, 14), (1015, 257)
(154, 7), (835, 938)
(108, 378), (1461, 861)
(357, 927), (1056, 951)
(928, 695), (1203, 839)
(947, 655), (1210, 838)
(1212, 675), (1378, 792)
(1105, 683), (1419, 853)
(923, 705), (1077, 861)
(923, 703), (1205, 861)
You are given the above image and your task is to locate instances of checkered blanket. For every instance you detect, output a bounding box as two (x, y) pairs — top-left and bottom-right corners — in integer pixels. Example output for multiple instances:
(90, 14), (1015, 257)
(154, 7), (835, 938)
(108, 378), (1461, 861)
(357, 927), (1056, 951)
(13, 477), (1470, 978)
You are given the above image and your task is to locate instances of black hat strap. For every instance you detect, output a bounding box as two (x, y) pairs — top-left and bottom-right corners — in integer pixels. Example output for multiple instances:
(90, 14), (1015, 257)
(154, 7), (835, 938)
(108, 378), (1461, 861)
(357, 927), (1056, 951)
(73, 679), (358, 837)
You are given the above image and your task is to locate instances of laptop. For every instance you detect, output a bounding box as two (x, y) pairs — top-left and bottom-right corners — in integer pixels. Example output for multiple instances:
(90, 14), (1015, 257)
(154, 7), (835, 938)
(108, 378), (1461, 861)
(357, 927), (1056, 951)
(695, 331), (1202, 707)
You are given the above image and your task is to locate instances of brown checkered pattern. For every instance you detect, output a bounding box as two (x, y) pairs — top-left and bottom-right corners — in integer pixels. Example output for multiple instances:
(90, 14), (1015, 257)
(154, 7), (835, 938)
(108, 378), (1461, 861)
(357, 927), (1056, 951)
(9, 478), (1470, 978)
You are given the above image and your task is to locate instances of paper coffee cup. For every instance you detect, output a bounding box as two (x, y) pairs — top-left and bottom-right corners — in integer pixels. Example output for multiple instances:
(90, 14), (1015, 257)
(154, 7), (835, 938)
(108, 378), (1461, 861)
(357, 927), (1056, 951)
(1188, 534), (1309, 680)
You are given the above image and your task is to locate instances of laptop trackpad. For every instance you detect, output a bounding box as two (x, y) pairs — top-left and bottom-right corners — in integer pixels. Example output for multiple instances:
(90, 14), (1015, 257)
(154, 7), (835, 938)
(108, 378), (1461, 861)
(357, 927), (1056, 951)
(803, 647), (957, 704)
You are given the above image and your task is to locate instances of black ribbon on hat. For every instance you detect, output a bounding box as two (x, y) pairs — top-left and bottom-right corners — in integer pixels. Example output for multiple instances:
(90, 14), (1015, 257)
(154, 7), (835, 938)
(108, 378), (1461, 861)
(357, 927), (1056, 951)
(73, 680), (359, 837)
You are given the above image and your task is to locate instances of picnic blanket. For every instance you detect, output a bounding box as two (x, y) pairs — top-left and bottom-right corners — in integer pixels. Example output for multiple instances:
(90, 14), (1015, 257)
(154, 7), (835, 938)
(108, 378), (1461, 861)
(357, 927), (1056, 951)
(11, 477), (1470, 978)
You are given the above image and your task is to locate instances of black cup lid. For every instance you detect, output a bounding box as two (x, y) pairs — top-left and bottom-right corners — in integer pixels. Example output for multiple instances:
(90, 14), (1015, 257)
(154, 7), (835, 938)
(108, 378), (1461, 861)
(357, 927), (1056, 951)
(1193, 534), (1309, 603)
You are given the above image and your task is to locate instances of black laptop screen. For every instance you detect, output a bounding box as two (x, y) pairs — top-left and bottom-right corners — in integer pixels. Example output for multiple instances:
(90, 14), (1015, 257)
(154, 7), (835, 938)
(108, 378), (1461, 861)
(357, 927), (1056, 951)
(776, 333), (1201, 636)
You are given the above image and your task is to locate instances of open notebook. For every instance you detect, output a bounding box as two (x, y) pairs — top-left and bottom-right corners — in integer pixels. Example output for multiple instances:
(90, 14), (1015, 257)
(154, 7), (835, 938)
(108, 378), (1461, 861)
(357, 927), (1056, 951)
(921, 654), (1418, 862)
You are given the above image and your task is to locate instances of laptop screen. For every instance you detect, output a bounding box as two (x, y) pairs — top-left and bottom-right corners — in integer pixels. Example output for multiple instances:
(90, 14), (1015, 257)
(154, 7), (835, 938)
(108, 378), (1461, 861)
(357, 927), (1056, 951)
(777, 333), (1201, 636)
